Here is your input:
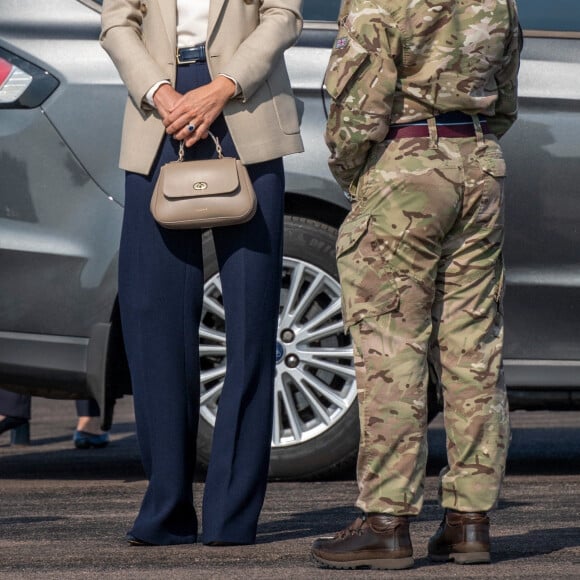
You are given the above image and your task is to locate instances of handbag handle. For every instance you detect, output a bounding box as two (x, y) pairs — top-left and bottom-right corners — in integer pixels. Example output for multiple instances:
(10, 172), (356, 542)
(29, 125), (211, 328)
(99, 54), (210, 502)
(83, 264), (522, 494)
(178, 130), (223, 162)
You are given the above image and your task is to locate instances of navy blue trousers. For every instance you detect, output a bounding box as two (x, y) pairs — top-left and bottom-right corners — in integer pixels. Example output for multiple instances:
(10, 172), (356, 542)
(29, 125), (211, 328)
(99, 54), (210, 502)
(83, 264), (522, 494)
(119, 62), (284, 545)
(0, 389), (99, 419)
(0, 389), (31, 419)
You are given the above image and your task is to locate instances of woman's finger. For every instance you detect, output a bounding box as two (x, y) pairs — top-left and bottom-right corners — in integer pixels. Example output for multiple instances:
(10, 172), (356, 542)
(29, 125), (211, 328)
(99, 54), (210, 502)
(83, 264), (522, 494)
(166, 111), (196, 135)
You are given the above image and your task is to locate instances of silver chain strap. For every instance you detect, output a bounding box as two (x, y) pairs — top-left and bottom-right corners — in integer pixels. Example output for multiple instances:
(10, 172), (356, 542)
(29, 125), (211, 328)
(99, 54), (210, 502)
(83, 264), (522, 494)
(178, 130), (223, 162)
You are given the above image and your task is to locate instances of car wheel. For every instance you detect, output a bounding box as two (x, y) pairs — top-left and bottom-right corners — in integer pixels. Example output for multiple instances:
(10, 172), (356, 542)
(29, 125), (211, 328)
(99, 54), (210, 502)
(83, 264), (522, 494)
(196, 215), (359, 480)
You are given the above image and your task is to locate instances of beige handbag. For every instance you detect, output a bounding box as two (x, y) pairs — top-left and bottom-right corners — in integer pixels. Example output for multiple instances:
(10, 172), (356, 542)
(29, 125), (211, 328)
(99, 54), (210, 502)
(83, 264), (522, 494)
(150, 132), (257, 229)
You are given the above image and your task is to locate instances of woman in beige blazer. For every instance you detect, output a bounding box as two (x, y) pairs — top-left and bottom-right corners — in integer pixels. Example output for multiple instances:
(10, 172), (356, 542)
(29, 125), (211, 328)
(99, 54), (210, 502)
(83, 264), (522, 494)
(100, 0), (303, 547)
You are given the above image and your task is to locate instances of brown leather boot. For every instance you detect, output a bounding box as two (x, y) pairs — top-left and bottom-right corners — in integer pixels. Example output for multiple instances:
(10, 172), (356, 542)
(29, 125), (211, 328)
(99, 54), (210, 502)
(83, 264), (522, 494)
(311, 513), (414, 570)
(428, 510), (491, 564)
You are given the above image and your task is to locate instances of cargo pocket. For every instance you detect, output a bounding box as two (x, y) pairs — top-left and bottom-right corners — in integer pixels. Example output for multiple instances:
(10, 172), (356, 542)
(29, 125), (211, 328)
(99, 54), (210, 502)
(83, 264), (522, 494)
(479, 156), (507, 178)
(476, 155), (507, 226)
(336, 213), (399, 330)
(324, 35), (369, 101)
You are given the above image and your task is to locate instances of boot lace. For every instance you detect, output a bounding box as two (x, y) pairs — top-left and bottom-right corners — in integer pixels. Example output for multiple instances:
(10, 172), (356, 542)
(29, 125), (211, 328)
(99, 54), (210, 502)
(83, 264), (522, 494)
(336, 514), (367, 539)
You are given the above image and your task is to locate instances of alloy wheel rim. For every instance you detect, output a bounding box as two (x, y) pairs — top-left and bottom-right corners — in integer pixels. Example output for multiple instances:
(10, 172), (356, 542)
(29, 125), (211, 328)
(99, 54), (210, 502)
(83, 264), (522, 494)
(199, 256), (356, 447)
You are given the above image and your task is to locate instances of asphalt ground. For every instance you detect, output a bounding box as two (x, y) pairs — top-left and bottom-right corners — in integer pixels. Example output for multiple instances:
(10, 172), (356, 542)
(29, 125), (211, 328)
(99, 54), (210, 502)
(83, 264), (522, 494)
(1, 397), (579, 579)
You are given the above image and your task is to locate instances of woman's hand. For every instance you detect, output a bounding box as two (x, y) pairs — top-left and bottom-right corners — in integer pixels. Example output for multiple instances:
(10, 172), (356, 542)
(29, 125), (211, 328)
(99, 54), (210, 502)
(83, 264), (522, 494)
(153, 84), (183, 121)
(163, 76), (237, 146)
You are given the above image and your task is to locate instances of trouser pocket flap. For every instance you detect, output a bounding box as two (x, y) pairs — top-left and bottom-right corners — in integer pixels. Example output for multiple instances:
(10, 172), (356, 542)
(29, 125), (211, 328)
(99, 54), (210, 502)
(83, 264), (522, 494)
(336, 213), (399, 329)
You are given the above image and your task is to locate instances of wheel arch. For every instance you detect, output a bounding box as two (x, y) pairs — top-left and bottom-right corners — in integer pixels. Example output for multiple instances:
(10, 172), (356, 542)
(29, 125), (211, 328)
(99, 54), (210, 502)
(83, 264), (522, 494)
(284, 191), (349, 230)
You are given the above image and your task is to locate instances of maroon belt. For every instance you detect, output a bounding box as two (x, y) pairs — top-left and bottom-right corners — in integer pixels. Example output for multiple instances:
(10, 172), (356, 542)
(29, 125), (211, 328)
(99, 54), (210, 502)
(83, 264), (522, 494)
(386, 122), (491, 140)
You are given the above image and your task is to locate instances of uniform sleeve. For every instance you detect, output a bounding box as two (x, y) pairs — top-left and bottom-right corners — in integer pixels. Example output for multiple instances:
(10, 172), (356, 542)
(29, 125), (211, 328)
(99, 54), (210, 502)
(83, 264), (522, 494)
(324, 1), (399, 192)
(487, 6), (522, 138)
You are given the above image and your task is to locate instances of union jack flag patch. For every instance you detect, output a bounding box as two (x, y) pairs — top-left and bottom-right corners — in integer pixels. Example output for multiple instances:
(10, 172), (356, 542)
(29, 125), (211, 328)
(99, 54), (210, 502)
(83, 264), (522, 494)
(335, 37), (349, 50)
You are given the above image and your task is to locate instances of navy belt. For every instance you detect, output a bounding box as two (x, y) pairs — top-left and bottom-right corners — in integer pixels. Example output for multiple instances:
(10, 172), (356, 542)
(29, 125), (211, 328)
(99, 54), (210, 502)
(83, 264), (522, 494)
(387, 112), (490, 140)
(177, 44), (206, 64)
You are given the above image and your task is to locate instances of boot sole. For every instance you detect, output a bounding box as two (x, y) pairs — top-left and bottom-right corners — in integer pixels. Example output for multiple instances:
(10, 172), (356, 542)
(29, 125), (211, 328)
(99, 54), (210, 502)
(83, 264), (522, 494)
(311, 553), (414, 570)
(430, 551), (491, 565)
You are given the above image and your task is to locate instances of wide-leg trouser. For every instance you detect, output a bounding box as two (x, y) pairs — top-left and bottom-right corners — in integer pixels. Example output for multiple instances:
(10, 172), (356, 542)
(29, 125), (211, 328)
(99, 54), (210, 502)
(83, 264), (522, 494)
(337, 132), (510, 515)
(0, 391), (99, 420)
(119, 62), (284, 545)
(75, 399), (101, 417)
(0, 389), (31, 419)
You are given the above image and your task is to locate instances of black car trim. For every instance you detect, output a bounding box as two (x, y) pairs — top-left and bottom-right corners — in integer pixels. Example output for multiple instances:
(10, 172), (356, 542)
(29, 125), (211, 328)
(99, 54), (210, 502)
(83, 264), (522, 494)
(0, 47), (59, 109)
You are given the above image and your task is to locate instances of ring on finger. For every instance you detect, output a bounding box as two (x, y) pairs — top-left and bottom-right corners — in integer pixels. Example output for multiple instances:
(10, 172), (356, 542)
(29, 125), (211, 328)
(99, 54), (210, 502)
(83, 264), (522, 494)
(187, 121), (196, 132)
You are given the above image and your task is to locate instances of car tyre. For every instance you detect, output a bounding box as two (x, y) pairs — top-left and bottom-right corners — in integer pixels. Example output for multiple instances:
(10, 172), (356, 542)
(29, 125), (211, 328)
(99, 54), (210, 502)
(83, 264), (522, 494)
(196, 215), (359, 480)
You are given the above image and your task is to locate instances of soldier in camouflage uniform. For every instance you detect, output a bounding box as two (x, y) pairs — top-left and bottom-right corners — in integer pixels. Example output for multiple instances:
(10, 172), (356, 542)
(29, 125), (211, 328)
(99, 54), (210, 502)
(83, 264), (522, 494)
(311, 0), (520, 570)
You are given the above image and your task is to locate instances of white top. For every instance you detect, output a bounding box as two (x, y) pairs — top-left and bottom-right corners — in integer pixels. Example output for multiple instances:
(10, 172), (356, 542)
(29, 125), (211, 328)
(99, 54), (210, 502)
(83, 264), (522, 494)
(177, 0), (210, 47)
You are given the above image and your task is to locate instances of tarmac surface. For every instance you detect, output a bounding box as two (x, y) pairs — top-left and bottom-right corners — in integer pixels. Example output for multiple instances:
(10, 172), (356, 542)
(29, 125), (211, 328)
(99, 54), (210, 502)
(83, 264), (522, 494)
(1, 397), (579, 579)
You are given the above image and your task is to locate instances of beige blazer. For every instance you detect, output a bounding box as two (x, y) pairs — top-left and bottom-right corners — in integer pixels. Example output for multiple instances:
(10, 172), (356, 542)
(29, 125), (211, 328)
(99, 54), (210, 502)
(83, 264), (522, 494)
(100, 0), (304, 175)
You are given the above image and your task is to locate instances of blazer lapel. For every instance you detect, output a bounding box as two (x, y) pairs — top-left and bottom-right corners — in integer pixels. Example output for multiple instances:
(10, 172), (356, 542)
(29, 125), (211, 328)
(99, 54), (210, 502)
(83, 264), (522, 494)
(156, 0), (177, 52)
(208, 0), (227, 43)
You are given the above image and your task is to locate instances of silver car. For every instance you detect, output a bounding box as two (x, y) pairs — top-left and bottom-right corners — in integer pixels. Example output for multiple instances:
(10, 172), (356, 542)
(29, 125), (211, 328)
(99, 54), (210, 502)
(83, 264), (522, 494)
(1, 0), (579, 479)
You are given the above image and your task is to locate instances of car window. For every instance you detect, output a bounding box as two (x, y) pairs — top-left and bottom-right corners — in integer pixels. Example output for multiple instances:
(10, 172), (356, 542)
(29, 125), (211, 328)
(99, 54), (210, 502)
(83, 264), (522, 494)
(303, 0), (342, 22)
(88, 0), (342, 22)
(305, 0), (580, 33)
(518, 0), (580, 32)
(88, 0), (580, 34)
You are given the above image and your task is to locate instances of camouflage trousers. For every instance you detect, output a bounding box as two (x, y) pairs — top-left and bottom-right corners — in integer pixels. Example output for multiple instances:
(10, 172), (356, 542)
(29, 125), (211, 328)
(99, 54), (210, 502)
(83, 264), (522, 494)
(337, 129), (510, 515)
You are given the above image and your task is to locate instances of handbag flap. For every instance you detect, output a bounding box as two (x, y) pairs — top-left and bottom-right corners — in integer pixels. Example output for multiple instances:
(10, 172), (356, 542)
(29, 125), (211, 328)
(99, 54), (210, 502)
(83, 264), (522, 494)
(161, 157), (240, 199)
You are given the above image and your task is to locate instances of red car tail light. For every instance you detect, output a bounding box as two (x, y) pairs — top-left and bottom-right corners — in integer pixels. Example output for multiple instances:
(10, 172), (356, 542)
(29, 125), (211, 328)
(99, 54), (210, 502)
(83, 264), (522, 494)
(0, 58), (12, 81)
(0, 47), (58, 108)
(0, 56), (33, 104)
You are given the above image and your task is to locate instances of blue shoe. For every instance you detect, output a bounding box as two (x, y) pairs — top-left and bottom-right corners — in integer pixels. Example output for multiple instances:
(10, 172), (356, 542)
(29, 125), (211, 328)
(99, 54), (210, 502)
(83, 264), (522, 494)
(73, 430), (110, 449)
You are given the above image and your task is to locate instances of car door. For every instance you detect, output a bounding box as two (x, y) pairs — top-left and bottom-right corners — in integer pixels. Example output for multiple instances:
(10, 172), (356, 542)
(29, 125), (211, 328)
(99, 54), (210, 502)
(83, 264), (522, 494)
(501, 0), (580, 397)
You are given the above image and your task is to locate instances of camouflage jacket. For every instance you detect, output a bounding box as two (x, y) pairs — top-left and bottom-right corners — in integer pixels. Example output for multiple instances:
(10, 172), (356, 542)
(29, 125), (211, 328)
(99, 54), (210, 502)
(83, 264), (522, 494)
(324, 0), (521, 191)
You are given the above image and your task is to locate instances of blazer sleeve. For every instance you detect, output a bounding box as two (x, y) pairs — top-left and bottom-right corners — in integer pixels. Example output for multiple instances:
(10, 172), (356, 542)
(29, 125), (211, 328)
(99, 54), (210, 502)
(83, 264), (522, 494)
(100, 0), (170, 111)
(218, 0), (303, 102)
